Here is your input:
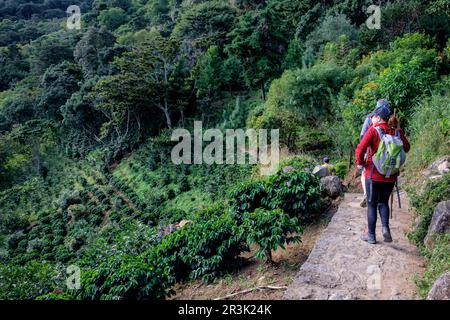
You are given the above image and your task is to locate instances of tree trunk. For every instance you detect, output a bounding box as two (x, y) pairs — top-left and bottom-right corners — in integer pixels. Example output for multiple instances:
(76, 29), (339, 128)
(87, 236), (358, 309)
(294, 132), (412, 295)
(162, 107), (172, 129)
(261, 81), (266, 101)
(348, 142), (354, 170)
(266, 249), (273, 265)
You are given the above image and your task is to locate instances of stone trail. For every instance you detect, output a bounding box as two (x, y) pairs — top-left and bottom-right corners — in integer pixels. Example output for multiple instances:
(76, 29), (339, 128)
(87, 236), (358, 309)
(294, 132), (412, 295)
(284, 192), (424, 300)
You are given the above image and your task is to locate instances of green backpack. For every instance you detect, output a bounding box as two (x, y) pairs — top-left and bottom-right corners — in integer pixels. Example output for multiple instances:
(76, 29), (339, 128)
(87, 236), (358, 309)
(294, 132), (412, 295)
(372, 127), (406, 178)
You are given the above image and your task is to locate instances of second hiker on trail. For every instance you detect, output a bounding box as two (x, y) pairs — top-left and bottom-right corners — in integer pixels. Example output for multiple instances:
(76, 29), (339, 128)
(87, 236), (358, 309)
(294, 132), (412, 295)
(355, 100), (410, 245)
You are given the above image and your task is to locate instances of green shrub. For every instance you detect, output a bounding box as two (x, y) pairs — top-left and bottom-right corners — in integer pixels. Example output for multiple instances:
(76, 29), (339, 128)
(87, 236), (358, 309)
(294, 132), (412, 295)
(417, 234), (450, 298)
(229, 170), (322, 224)
(404, 93), (450, 182)
(264, 171), (322, 223)
(407, 174), (450, 247)
(77, 206), (247, 299)
(177, 212), (247, 282)
(377, 57), (438, 120)
(278, 154), (315, 172)
(229, 180), (267, 223)
(241, 209), (303, 263)
(36, 292), (75, 300)
(335, 161), (348, 180)
(0, 260), (62, 299)
(78, 248), (175, 300)
(265, 62), (352, 124)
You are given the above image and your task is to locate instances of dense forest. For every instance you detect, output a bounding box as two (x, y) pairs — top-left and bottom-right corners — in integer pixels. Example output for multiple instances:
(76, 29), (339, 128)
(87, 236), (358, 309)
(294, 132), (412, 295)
(0, 0), (449, 300)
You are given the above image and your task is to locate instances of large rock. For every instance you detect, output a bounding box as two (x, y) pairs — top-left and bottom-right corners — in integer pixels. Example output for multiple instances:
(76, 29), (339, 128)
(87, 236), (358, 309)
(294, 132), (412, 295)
(313, 165), (329, 178)
(427, 272), (450, 300)
(157, 220), (193, 239)
(424, 201), (450, 249)
(320, 176), (344, 199)
(282, 166), (295, 173)
(422, 156), (450, 180)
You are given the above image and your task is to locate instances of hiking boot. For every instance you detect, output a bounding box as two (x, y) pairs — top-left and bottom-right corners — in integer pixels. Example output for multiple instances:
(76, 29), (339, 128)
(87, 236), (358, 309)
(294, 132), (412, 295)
(360, 233), (376, 244)
(360, 196), (367, 208)
(382, 226), (393, 242)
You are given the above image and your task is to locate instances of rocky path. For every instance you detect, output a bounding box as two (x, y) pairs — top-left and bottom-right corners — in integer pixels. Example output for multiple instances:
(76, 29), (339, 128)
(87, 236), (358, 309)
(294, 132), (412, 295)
(284, 192), (425, 300)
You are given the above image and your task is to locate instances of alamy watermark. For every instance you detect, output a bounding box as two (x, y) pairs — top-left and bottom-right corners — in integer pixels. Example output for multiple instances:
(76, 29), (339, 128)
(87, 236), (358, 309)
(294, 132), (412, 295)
(366, 5), (381, 30)
(66, 264), (81, 290)
(171, 121), (279, 174)
(366, 265), (382, 291)
(67, 5), (81, 30)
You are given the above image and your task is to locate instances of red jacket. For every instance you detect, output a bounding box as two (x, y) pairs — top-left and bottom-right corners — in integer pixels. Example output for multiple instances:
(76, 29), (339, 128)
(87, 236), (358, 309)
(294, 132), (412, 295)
(355, 122), (410, 182)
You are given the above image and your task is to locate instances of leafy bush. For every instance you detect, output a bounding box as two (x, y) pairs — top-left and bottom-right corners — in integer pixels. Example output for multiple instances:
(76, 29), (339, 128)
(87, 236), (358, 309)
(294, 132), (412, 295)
(177, 211), (247, 282)
(416, 234), (450, 298)
(407, 174), (450, 247)
(404, 93), (450, 182)
(377, 57), (438, 120)
(303, 14), (358, 64)
(0, 260), (62, 299)
(265, 62), (352, 124)
(229, 180), (267, 223)
(241, 209), (303, 263)
(229, 170), (322, 224)
(76, 205), (247, 299)
(78, 248), (175, 300)
(278, 154), (315, 172)
(334, 162), (348, 180)
(265, 171), (322, 223)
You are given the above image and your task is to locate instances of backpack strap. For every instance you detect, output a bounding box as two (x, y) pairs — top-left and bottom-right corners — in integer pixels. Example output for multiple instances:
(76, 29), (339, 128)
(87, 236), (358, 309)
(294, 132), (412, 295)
(374, 126), (384, 138)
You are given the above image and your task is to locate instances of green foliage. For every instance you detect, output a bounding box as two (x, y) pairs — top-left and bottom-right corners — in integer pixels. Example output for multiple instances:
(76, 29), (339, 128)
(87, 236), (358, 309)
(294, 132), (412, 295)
(416, 234), (450, 298)
(78, 246), (175, 300)
(0, 260), (62, 299)
(334, 161), (348, 180)
(303, 14), (358, 65)
(278, 154), (315, 172)
(282, 39), (305, 70)
(0, 45), (29, 91)
(177, 211), (247, 281)
(194, 45), (224, 99)
(99, 7), (128, 31)
(229, 180), (267, 223)
(74, 27), (118, 78)
(28, 31), (79, 75)
(247, 103), (302, 149)
(78, 208), (246, 299)
(404, 93), (450, 181)
(93, 31), (190, 151)
(266, 62), (352, 123)
(0, 0), (449, 301)
(264, 170), (322, 223)
(37, 62), (83, 119)
(242, 209), (303, 263)
(172, 1), (236, 49)
(407, 174), (450, 247)
(229, 170), (322, 224)
(225, 7), (288, 96)
(377, 58), (438, 119)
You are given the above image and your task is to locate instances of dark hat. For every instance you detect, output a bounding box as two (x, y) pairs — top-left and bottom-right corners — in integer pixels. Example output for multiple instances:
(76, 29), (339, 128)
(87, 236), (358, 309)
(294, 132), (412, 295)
(374, 99), (392, 120)
(323, 157), (330, 163)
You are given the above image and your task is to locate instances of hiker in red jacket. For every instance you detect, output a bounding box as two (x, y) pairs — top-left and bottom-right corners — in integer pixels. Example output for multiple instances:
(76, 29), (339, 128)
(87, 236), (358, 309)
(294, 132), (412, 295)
(355, 104), (410, 244)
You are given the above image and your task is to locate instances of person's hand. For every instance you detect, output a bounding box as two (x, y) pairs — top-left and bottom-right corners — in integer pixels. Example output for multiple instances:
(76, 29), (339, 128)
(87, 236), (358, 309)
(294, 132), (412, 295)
(357, 165), (364, 173)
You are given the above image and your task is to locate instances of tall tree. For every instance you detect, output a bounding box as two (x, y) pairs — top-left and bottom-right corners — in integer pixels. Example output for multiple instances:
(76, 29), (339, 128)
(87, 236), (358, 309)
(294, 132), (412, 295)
(225, 7), (287, 100)
(93, 30), (191, 149)
(74, 27), (117, 78)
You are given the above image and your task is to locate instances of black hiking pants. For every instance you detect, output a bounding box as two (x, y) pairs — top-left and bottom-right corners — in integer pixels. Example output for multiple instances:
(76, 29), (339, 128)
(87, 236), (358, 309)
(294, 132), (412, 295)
(365, 179), (395, 236)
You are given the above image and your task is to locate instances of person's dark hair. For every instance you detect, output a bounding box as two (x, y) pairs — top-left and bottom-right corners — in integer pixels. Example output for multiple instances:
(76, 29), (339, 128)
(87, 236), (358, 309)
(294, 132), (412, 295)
(373, 99), (392, 121)
(374, 106), (391, 121)
(323, 157), (330, 163)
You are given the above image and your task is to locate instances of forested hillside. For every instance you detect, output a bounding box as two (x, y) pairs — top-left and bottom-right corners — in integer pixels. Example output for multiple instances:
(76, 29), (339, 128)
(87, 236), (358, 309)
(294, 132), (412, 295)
(0, 0), (449, 300)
